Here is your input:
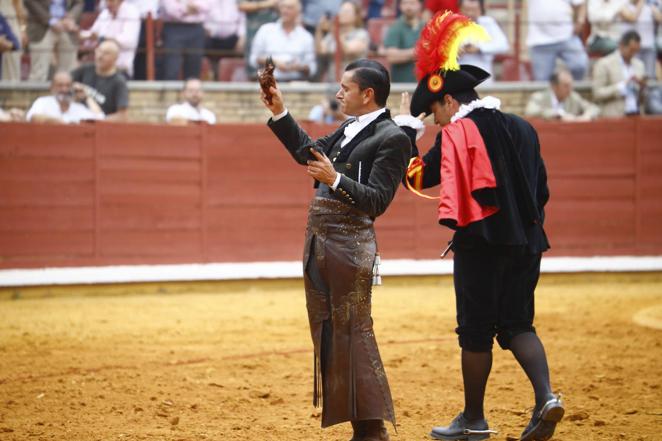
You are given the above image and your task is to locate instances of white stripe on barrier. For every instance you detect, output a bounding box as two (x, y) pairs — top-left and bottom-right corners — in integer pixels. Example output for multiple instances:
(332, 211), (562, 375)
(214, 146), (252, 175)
(1, 256), (662, 287)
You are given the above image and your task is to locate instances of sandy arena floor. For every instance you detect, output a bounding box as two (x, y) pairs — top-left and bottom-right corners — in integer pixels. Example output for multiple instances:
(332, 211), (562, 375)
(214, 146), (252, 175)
(0, 273), (661, 441)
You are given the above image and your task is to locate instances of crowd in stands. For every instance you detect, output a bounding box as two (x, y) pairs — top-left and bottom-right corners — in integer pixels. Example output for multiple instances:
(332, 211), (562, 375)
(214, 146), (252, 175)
(0, 0), (661, 123)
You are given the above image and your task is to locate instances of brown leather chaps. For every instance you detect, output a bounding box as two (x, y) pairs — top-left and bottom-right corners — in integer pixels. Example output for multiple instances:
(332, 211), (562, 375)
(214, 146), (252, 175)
(303, 197), (395, 428)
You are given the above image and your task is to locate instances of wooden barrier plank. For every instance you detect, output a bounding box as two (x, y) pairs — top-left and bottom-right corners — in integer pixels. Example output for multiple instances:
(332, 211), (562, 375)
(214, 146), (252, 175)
(99, 181), (201, 205)
(535, 119), (636, 175)
(0, 158), (95, 181)
(100, 157), (201, 183)
(0, 122), (94, 158)
(96, 123), (202, 159)
(98, 230), (202, 257)
(0, 231), (94, 257)
(206, 206), (307, 261)
(100, 205), (201, 230)
(0, 180), (94, 206)
(0, 207), (94, 231)
(548, 177), (634, 200)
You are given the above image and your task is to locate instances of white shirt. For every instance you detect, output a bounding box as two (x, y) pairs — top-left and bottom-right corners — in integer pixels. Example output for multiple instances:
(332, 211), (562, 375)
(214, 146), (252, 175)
(618, 53), (639, 114)
(249, 20), (316, 81)
(527, 0), (584, 46)
(90, 1), (141, 76)
(205, 0), (246, 39)
(26, 95), (103, 123)
(166, 102), (216, 124)
(458, 15), (509, 82)
(587, 0), (629, 42)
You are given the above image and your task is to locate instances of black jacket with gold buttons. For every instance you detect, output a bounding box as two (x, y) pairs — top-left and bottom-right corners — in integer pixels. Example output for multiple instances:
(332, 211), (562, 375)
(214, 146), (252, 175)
(268, 110), (412, 219)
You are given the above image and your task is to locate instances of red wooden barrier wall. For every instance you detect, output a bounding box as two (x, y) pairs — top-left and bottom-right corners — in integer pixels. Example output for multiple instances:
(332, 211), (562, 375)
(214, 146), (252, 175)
(1, 118), (661, 270)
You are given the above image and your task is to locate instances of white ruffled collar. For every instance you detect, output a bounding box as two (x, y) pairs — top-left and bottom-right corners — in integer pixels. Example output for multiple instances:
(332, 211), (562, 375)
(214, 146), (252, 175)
(450, 96), (501, 123)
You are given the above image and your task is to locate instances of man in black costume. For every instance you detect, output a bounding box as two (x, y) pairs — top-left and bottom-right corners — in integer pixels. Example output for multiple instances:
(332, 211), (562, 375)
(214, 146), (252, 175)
(261, 59), (411, 441)
(396, 11), (565, 441)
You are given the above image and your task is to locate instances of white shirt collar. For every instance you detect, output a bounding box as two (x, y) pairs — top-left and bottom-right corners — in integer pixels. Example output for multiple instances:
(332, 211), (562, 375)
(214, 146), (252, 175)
(450, 96), (501, 123)
(342, 107), (386, 147)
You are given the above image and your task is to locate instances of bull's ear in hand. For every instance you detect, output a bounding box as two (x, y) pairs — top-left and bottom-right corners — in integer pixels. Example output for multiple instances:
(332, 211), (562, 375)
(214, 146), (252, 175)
(259, 56), (276, 105)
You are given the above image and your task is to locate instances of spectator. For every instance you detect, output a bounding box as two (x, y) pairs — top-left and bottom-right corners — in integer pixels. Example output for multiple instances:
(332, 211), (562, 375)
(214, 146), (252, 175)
(315, 0), (369, 81)
(0, 0), (26, 81)
(80, 0), (140, 78)
(525, 68), (600, 121)
(124, 0), (159, 80)
(301, 0), (341, 34)
(25, 0), (83, 81)
(160, 0), (211, 80)
(592, 30), (646, 116)
(26, 70), (103, 123)
(71, 39), (129, 120)
(527, 0), (588, 81)
(250, 0), (316, 81)
(384, 0), (424, 83)
(307, 96), (348, 123)
(0, 8), (20, 80)
(619, 0), (657, 78)
(166, 78), (216, 124)
(205, 0), (246, 80)
(237, 0), (277, 78)
(587, 0), (630, 55)
(457, 0), (509, 83)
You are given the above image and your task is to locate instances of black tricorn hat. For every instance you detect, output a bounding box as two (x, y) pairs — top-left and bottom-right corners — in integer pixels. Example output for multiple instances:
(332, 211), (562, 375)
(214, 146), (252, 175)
(410, 64), (490, 117)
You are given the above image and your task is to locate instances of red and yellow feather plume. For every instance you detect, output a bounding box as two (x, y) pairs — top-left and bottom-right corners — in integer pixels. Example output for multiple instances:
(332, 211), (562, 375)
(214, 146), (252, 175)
(415, 10), (490, 80)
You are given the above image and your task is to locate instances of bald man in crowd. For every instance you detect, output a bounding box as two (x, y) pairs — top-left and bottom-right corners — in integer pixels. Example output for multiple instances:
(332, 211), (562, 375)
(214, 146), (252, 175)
(27, 71), (104, 123)
(71, 39), (129, 121)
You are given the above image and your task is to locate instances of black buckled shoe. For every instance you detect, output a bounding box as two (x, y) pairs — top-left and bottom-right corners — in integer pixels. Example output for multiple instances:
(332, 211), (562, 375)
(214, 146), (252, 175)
(520, 394), (565, 441)
(430, 412), (497, 440)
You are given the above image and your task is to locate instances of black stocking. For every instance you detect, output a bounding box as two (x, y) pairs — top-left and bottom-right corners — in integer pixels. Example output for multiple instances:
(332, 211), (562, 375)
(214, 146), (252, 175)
(461, 349), (492, 421)
(509, 332), (552, 407)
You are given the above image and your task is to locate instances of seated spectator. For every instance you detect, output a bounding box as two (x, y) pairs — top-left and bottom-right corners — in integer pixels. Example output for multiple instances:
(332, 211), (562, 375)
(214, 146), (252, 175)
(250, 0), (316, 81)
(26, 71), (104, 123)
(307, 96), (348, 123)
(0, 10), (20, 80)
(72, 39), (129, 121)
(205, 0), (246, 80)
(457, 0), (509, 83)
(384, 0), (424, 83)
(160, 0), (211, 80)
(525, 68), (600, 121)
(619, 0), (657, 78)
(80, 0), (141, 78)
(527, 0), (588, 81)
(25, 0), (82, 81)
(0, 0), (25, 81)
(315, 0), (369, 81)
(302, 0), (341, 34)
(587, 0), (631, 56)
(165, 78), (216, 124)
(238, 0), (278, 79)
(592, 30), (646, 117)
